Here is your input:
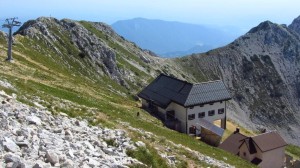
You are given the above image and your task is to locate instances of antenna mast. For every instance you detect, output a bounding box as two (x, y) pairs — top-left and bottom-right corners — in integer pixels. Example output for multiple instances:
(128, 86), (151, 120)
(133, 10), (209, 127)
(2, 17), (21, 62)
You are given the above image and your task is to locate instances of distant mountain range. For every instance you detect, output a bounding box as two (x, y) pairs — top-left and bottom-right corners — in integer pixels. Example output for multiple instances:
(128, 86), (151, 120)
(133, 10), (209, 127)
(111, 18), (243, 57)
(2, 15), (300, 147)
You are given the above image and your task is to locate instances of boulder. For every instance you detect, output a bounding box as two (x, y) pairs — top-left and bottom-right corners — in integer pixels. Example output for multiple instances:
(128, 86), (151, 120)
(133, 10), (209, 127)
(60, 159), (74, 168)
(84, 141), (95, 151)
(5, 161), (26, 168)
(88, 157), (100, 167)
(103, 147), (115, 155)
(0, 119), (9, 130)
(135, 141), (146, 148)
(3, 137), (20, 153)
(26, 116), (42, 125)
(32, 160), (51, 168)
(45, 150), (59, 165)
(65, 129), (73, 140)
(3, 153), (26, 168)
(15, 141), (29, 148)
(33, 102), (45, 109)
(4, 153), (20, 163)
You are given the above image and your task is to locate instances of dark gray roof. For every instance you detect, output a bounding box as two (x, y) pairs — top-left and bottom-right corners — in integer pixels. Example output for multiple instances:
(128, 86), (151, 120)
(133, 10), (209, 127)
(185, 80), (232, 106)
(197, 119), (225, 137)
(138, 74), (231, 108)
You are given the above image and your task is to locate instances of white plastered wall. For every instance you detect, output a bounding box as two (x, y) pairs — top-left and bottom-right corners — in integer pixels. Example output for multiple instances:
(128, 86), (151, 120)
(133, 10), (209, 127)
(186, 101), (226, 134)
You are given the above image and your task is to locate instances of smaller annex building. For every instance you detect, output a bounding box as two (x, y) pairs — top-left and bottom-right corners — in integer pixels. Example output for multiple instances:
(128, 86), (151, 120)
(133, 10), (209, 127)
(219, 129), (287, 168)
(138, 74), (232, 135)
(196, 118), (225, 146)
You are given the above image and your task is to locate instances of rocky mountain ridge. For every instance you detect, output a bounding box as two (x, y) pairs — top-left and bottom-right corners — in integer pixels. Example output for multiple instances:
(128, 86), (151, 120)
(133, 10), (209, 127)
(2, 15), (300, 144)
(15, 17), (143, 88)
(0, 17), (252, 167)
(176, 16), (300, 145)
(13, 17), (196, 91)
(2, 16), (300, 146)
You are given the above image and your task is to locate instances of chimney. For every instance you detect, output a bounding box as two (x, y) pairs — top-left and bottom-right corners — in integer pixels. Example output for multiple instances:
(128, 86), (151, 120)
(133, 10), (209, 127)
(234, 127), (240, 134)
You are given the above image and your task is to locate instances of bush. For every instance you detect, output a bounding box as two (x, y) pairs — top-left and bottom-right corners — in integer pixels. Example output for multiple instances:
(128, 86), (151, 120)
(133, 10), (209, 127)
(236, 93), (244, 101)
(260, 55), (273, 66)
(105, 139), (118, 147)
(242, 57), (254, 74)
(250, 54), (259, 62)
(78, 52), (86, 58)
(126, 146), (168, 168)
(286, 144), (300, 158)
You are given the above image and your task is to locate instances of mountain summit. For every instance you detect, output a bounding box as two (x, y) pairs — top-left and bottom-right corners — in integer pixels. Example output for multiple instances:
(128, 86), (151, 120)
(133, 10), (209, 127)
(0, 17), (255, 168)
(1, 16), (300, 159)
(177, 18), (300, 145)
(12, 17), (184, 91)
(288, 15), (300, 35)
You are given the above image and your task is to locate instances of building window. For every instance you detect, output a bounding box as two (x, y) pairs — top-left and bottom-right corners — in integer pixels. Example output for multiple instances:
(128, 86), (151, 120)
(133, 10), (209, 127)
(208, 110), (215, 116)
(200, 104), (204, 107)
(209, 102), (214, 105)
(188, 114), (195, 120)
(218, 108), (225, 114)
(243, 152), (246, 157)
(198, 112), (205, 118)
(189, 126), (196, 134)
(220, 101), (223, 104)
(189, 106), (194, 109)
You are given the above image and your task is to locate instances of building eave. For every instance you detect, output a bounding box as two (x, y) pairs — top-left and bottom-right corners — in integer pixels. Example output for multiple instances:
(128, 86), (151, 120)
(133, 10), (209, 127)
(184, 98), (232, 108)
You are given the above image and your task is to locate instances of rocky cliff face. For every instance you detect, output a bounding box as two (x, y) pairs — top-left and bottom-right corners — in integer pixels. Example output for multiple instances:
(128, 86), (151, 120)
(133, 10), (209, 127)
(16, 18), (128, 87)
(177, 17), (300, 145)
(0, 17), (242, 167)
(14, 17), (186, 92)
(289, 16), (300, 35)
(3, 16), (300, 146)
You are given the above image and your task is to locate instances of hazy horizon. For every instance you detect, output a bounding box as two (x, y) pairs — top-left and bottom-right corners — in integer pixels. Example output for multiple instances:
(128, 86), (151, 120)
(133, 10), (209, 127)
(1, 0), (300, 32)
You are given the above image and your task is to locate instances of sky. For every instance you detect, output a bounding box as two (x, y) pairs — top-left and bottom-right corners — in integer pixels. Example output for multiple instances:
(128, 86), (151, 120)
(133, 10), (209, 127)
(1, 0), (300, 32)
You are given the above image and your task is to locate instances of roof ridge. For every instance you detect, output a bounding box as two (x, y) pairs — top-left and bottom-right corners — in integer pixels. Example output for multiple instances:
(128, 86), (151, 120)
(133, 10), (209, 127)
(251, 130), (277, 138)
(159, 73), (193, 85)
(193, 80), (222, 85)
(250, 131), (287, 152)
(159, 74), (222, 86)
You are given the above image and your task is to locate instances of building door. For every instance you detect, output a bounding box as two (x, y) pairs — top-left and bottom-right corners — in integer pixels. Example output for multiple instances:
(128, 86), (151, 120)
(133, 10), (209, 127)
(149, 101), (158, 113)
(189, 126), (196, 135)
(166, 110), (175, 120)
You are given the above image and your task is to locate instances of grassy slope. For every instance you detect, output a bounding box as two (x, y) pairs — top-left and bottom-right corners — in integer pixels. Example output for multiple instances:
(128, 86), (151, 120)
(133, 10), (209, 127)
(286, 145), (300, 160)
(0, 25), (256, 167)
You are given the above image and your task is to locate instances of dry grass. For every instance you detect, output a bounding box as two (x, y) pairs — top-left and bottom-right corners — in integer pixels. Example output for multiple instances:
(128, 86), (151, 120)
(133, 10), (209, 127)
(214, 120), (256, 142)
